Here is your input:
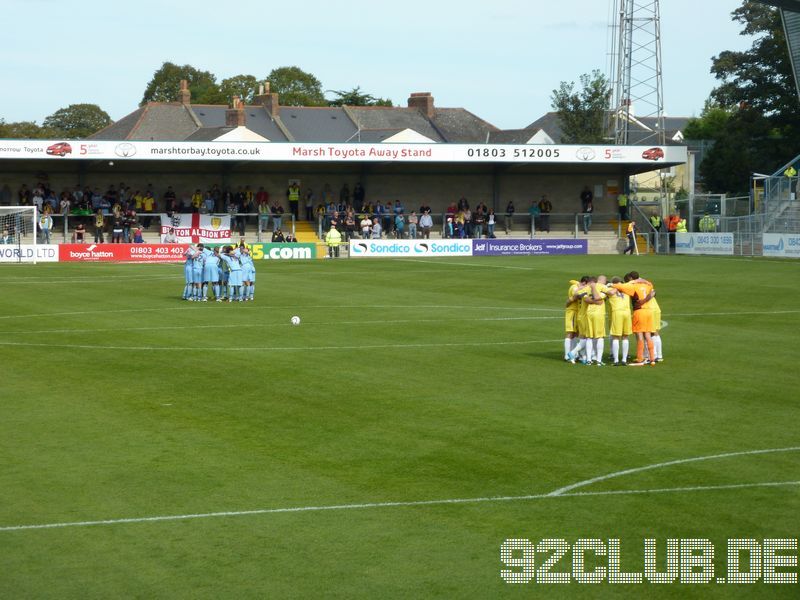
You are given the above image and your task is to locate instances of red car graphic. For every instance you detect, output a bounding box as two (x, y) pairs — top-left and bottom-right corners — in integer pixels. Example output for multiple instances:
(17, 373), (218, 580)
(642, 147), (664, 161)
(46, 142), (72, 157)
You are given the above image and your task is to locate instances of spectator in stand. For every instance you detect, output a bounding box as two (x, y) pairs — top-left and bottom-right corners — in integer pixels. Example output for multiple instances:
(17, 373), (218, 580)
(163, 227), (178, 243)
(538, 194), (552, 233)
(463, 206), (473, 238)
(142, 191), (155, 228)
(271, 201), (284, 231)
(111, 217), (123, 243)
(191, 189), (203, 213)
(1, 229), (11, 244)
(123, 207), (136, 242)
(487, 208), (497, 238)
(32, 187), (44, 212)
(133, 189), (144, 212)
(419, 210), (433, 239)
(457, 196), (469, 211)
(344, 211), (357, 241)
(286, 181), (300, 219)
(18, 183), (31, 205)
(383, 201), (394, 235)
(200, 191), (213, 214)
(360, 214), (372, 238)
(394, 212), (406, 239)
(304, 188), (315, 221)
(106, 184), (118, 207)
(528, 200), (540, 234)
(132, 225), (144, 243)
(372, 217), (382, 239)
(446, 201), (457, 219)
(455, 210), (466, 238)
(271, 228), (285, 243)
(90, 187), (103, 211)
(284, 232), (297, 243)
(473, 205), (486, 238)
(408, 211), (418, 239)
(94, 210), (105, 243)
(38, 211), (53, 244)
(74, 222), (86, 243)
(163, 186), (177, 212)
(353, 182), (365, 212)
(59, 192), (71, 216)
(580, 185), (593, 234)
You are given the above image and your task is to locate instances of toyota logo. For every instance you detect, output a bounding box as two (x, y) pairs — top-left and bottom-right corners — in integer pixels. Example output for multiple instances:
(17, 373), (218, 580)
(114, 142), (137, 158)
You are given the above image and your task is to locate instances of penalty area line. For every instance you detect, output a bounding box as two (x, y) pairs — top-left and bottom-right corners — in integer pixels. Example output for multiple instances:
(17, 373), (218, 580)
(1, 480), (798, 533)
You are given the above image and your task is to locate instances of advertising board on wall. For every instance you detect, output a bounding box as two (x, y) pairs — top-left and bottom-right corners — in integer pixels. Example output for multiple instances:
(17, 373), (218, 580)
(0, 244), (59, 263)
(763, 233), (800, 258)
(675, 233), (734, 256)
(472, 239), (588, 256)
(349, 240), (472, 258)
(0, 139), (688, 166)
(59, 244), (189, 262)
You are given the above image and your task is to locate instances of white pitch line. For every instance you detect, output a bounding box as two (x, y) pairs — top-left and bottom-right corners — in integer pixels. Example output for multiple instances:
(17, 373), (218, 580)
(0, 338), (565, 352)
(407, 259), (541, 271)
(547, 446), (800, 496)
(0, 304), (559, 321)
(1, 480), (798, 533)
(0, 316), (562, 336)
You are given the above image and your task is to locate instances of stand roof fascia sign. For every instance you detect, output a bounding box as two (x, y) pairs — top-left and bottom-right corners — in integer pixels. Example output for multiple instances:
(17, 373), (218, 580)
(0, 139), (686, 169)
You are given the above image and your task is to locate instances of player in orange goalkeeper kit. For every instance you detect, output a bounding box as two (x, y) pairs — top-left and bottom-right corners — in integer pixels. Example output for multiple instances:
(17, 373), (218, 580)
(610, 270), (656, 366)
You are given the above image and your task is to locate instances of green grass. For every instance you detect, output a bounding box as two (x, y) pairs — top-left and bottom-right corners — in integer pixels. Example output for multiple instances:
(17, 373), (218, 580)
(0, 255), (798, 598)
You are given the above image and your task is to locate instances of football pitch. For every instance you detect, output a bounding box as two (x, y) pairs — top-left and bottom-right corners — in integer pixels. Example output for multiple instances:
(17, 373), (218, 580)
(0, 255), (798, 598)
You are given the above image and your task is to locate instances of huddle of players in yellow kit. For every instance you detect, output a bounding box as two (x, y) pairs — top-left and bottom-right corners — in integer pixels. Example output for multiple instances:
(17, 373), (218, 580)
(564, 271), (663, 366)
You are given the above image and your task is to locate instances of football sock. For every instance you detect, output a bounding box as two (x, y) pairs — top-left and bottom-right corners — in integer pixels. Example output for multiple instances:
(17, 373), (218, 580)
(585, 339), (594, 362)
(595, 338), (604, 362)
(183, 283), (191, 299)
(573, 338), (587, 356)
(249, 283), (255, 299)
(646, 339), (655, 363)
(564, 338), (572, 358)
(636, 339), (644, 362)
(213, 284), (220, 299)
(202, 284), (208, 299)
(653, 335), (662, 359)
(612, 339), (620, 363)
(622, 339), (629, 362)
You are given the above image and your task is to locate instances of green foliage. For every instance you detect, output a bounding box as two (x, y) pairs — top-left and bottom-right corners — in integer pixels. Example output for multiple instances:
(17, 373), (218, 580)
(265, 66), (326, 106)
(682, 102), (733, 140)
(140, 61), (225, 105)
(551, 69), (610, 144)
(42, 104), (112, 138)
(695, 1), (800, 193)
(219, 74), (259, 105)
(0, 119), (54, 139)
(327, 86), (393, 107)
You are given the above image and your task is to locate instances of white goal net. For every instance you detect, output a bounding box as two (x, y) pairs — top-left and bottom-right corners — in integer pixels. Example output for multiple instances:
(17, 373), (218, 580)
(0, 206), (39, 263)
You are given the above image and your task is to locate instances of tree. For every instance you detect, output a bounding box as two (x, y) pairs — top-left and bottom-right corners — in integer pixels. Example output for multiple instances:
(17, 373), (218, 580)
(141, 62), (225, 105)
(220, 75), (259, 105)
(266, 66), (326, 106)
(0, 119), (52, 139)
(327, 86), (393, 107)
(550, 70), (610, 144)
(42, 104), (112, 138)
(683, 101), (733, 140)
(694, 2), (800, 193)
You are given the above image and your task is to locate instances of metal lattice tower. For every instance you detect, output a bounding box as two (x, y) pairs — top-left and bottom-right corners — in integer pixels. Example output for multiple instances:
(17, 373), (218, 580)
(607, 0), (666, 146)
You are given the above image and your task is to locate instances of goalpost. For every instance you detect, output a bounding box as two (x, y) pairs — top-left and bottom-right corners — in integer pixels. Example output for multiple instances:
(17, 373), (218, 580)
(0, 206), (38, 264)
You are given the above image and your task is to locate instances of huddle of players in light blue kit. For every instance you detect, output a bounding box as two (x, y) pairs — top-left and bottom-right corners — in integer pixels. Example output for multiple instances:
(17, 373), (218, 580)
(182, 243), (256, 302)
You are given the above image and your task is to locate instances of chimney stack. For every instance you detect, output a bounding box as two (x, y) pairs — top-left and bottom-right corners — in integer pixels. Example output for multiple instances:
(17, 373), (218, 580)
(254, 81), (280, 118)
(179, 79), (191, 105)
(225, 96), (246, 127)
(408, 92), (434, 118)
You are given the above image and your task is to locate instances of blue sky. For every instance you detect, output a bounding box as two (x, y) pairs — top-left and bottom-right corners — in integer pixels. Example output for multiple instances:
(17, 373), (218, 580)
(2, 0), (752, 130)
